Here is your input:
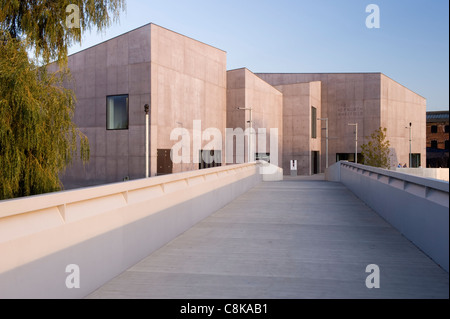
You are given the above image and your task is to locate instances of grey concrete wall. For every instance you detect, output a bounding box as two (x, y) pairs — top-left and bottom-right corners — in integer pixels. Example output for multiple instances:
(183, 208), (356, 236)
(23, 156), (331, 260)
(59, 23), (228, 188)
(150, 24), (227, 174)
(257, 73), (425, 172)
(337, 162), (449, 272)
(274, 82), (322, 175)
(0, 164), (262, 299)
(381, 74), (427, 167)
(60, 24), (153, 188)
(226, 68), (283, 165)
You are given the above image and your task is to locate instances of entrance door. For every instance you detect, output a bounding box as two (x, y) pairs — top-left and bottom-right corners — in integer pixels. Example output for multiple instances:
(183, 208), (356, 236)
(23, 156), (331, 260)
(311, 151), (319, 175)
(157, 149), (173, 175)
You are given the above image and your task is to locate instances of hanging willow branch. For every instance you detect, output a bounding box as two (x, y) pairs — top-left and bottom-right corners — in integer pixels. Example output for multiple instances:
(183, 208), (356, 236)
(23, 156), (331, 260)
(0, 1), (125, 199)
(0, 33), (90, 199)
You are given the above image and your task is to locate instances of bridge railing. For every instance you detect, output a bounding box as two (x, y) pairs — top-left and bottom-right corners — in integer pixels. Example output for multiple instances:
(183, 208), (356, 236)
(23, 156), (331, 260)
(0, 163), (262, 298)
(327, 161), (449, 272)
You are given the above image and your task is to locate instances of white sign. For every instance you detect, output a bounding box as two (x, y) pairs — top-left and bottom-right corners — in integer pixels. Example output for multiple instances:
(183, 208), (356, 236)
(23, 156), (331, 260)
(290, 160), (297, 171)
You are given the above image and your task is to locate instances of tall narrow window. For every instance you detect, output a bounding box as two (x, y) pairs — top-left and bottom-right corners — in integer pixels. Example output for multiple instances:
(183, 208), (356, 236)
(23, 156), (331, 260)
(431, 125), (438, 134)
(107, 95), (129, 130)
(431, 140), (438, 149)
(311, 106), (317, 139)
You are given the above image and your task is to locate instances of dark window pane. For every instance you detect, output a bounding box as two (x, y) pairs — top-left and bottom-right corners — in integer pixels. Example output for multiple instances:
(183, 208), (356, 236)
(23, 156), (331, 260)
(311, 107), (317, 139)
(445, 125), (449, 133)
(431, 140), (438, 149)
(107, 95), (129, 130)
(431, 125), (438, 133)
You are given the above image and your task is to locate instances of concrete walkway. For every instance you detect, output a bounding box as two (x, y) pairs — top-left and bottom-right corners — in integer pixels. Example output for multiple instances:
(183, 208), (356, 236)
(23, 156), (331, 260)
(87, 180), (449, 299)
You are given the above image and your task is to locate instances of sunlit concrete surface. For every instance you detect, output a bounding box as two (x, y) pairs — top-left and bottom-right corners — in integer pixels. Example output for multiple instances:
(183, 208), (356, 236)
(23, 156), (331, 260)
(87, 180), (449, 299)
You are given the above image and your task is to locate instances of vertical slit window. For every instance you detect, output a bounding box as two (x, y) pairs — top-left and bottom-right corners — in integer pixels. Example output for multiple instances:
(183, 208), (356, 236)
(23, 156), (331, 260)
(311, 106), (317, 139)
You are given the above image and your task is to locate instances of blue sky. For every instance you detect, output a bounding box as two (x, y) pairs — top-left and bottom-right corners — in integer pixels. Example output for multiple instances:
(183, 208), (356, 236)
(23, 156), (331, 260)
(69, 0), (449, 111)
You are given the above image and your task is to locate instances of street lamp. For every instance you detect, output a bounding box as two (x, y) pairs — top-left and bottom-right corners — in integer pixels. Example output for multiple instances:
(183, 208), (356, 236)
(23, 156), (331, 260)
(318, 118), (329, 169)
(237, 107), (253, 162)
(348, 123), (358, 164)
(144, 104), (150, 178)
(406, 122), (412, 168)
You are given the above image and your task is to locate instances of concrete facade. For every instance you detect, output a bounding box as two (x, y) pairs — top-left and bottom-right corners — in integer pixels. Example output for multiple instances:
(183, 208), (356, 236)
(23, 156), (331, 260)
(226, 68), (283, 166)
(274, 81), (321, 175)
(57, 24), (427, 186)
(257, 73), (426, 172)
(59, 24), (227, 189)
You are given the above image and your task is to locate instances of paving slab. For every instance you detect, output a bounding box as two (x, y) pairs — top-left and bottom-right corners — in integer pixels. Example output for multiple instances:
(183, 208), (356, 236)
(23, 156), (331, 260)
(87, 180), (449, 299)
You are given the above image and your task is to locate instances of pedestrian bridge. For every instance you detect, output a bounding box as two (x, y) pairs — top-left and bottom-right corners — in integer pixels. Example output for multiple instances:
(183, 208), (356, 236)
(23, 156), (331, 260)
(0, 162), (448, 299)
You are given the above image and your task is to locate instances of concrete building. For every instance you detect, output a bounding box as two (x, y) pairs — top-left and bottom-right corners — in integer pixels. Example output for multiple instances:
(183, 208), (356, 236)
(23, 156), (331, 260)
(57, 24), (427, 188)
(57, 23), (227, 189)
(426, 111), (449, 168)
(257, 73), (426, 171)
(226, 68), (283, 169)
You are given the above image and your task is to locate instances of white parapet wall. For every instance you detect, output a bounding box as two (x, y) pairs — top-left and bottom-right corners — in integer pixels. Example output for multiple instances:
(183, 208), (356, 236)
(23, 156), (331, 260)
(327, 161), (449, 272)
(0, 163), (262, 299)
(393, 167), (449, 182)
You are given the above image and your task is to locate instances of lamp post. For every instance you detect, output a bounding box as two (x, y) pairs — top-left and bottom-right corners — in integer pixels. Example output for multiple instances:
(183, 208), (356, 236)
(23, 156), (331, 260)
(348, 123), (358, 164)
(144, 104), (150, 178)
(318, 118), (329, 169)
(237, 107), (253, 162)
(407, 122), (412, 168)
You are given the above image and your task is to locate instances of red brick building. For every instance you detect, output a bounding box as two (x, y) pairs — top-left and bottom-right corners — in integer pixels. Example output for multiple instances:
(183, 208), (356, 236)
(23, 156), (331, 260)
(426, 111), (449, 167)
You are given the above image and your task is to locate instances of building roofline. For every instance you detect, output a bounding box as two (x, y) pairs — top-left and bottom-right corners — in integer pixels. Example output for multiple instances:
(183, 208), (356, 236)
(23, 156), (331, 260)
(67, 22), (226, 58)
(227, 67), (283, 94)
(255, 72), (426, 100)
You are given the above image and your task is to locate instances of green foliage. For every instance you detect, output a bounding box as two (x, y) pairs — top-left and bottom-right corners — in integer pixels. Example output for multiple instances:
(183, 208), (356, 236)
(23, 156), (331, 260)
(0, 1), (125, 199)
(0, 34), (89, 199)
(0, 0), (126, 65)
(361, 127), (391, 169)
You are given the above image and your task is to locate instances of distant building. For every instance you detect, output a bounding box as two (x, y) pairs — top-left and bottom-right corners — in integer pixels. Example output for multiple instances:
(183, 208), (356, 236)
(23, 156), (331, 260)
(52, 23), (427, 189)
(426, 111), (449, 168)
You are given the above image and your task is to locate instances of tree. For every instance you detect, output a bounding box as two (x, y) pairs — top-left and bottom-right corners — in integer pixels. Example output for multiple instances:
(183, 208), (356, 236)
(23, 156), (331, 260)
(361, 127), (391, 169)
(0, 1), (125, 199)
(1, 0), (126, 65)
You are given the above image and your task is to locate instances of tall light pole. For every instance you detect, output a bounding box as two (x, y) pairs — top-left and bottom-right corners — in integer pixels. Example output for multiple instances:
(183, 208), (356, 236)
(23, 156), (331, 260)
(237, 107), (253, 162)
(318, 118), (329, 168)
(407, 122), (412, 168)
(348, 123), (358, 164)
(144, 104), (150, 178)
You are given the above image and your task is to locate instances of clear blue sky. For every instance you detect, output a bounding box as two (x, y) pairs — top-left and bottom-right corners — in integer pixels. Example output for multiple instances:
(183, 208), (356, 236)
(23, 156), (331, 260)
(69, 0), (449, 111)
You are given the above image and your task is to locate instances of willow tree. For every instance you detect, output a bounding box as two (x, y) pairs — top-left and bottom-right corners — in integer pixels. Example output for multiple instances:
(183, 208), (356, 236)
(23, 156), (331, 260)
(361, 127), (391, 169)
(0, 0), (125, 199)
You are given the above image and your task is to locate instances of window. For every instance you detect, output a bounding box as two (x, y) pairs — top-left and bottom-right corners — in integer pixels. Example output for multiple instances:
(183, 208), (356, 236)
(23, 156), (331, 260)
(431, 140), (438, 149)
(445, 125), (449, 133)
(336, 153), (363, 164)
(256, 153), (270, 163)
(107, 95), (129, 130)
(446, 140), (449, 150)
(411, 154), (421, 168)
(431, 125), (438, 133)
(199, 150), (222, 169)
(311, 106), (317, 139)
